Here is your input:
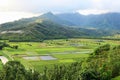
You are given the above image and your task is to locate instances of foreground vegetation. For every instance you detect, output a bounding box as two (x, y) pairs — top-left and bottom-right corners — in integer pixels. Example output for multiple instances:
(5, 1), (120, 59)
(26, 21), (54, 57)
(0, 44), (120, 80)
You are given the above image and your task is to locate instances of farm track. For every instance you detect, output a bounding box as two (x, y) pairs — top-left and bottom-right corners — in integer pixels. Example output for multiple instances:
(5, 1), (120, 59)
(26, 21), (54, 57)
(0, 56), (8, 64)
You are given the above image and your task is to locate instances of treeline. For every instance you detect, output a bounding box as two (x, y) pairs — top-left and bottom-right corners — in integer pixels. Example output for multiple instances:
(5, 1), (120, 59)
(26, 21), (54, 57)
(0, 41), (18, 50)
(2, 37), (120, 42)
(0, 44), (120, 80)
(80, 44), (120, 80)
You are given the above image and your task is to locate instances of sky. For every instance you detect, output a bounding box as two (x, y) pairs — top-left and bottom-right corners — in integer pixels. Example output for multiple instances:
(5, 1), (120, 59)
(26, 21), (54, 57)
(0, 0), (120, 24)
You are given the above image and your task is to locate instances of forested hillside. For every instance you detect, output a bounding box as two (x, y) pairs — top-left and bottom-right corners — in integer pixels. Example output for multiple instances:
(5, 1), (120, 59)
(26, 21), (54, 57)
(1, 12), (120, 41)
(0, 13), (112, 41)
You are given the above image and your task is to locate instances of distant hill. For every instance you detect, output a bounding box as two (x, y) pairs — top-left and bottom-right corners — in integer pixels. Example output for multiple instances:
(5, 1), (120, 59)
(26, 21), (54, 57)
(56, 12), (120, 30)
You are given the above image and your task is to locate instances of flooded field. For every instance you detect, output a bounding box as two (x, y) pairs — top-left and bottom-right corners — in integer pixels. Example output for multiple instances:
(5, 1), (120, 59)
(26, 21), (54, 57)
(23, 56), (39, 60)
(23, 55), (57, 60)
(40, 56), (57, 60)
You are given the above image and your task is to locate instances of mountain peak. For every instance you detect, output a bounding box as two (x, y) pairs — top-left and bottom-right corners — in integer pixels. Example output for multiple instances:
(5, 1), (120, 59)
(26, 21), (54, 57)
(42, 12), (54, 16)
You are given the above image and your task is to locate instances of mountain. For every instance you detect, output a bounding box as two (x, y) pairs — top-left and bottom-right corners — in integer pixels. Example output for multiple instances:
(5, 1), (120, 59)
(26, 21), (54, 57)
(56, 12), (120, 30)
(1, 12), (120, 31)
(0, 18), (109, 41)
(0, 12), (116, 41)
(38, 12), (74, 26)
(0, 12), (73, 31)
(0, 20), (74, 41)
(56, 13), (85, 26)
(0, 13), (109, 41)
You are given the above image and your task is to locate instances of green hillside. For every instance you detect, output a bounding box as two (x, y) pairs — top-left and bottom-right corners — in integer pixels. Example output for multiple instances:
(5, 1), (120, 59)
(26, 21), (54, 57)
(0, 15), (111, 41)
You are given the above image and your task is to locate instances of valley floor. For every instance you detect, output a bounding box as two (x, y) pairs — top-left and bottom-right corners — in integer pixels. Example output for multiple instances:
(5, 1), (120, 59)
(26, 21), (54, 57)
(0, 38), (120, 72)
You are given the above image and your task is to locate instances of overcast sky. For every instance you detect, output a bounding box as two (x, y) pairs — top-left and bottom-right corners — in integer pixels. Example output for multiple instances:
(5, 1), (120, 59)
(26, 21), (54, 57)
(0, 0), (120, 24)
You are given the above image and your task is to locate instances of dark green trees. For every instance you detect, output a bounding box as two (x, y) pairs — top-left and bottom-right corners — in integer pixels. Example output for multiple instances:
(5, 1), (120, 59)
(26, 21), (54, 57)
(110, 46), (120, 78)
(0, 61), (40, 80)
(0, 42), (10, 50)
(1, 61), (26, 80)
(0, 42), (19, 50)
(94, 44), (110, 55)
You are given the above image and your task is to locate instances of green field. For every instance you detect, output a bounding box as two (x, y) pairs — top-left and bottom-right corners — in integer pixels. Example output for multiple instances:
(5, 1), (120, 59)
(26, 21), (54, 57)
(112, 76), (120, 80)
(0, 38), (120, 72)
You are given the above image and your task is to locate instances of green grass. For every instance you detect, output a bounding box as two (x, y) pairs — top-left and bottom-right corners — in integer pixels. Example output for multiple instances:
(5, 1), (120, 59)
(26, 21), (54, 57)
(112, 76), (120, 80)
(29, 60), (74, 72)
(35, 47), (77, 54)
(52, 53), (89, 59)
(0, 51), (3, 56)
(0, 60), (3, 70)
(59, 59), (75, 63)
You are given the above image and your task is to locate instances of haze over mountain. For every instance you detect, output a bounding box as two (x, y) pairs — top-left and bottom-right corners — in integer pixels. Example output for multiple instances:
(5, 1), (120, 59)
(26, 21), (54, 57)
(29, 12), (120, 30)
(1, 0), (120, 24)
(56, 12), (120, 30)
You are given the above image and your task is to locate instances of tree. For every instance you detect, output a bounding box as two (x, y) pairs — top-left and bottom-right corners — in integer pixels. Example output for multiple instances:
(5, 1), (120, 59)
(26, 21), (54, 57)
(94, 44), (110, 55)
(2, 61), (26, 80)
(0, 42), (10, 50)
(12, 45), (18, 49)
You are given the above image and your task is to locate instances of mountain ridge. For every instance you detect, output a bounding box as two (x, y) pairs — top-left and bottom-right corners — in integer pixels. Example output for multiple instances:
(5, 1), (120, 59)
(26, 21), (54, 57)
(56, 12), (120, 30)
(0, 12), (119, 41)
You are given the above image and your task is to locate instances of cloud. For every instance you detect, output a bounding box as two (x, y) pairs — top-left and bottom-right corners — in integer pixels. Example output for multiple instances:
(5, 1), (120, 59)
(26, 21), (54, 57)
(77, 9), (109, 15)
(0, 0), (120, 23)
(0, 0), (92, 13)
(0, 12), (41, 24)
(0, 0), (120, 13)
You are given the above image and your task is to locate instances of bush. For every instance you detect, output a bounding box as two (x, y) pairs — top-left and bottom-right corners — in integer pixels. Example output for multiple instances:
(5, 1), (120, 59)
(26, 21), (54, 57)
(94, 44), (110, 55)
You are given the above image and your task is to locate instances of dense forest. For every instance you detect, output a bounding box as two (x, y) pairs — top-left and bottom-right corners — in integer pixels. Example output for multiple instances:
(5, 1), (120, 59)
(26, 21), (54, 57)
(0, 44), (120, 80)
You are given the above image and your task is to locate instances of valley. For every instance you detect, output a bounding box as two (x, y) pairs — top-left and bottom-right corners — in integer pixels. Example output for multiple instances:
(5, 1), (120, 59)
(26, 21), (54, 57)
(0, 38), (119, 73)
(0, 0), (120, 79)
(0, 11), (120, 80)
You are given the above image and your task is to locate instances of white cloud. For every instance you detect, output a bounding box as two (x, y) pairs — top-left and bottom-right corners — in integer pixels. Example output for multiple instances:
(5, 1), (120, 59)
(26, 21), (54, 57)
(0, 12), (41, 24)
(0, 0), (119, 23)
(77, 9), (109, 15)
(0, 0), (119, 13)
